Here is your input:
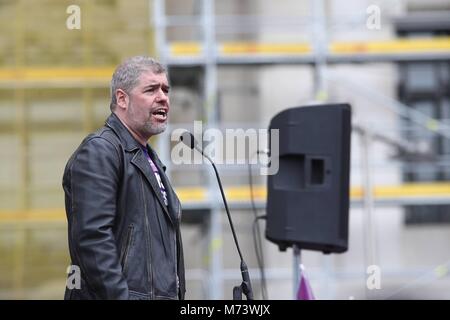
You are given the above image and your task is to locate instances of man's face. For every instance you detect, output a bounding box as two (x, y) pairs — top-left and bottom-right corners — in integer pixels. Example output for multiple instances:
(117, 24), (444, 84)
(125, 70), (170, 138)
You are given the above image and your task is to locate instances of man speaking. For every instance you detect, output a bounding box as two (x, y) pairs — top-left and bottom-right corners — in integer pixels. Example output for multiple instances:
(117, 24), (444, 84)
(62, 56), (185, 300)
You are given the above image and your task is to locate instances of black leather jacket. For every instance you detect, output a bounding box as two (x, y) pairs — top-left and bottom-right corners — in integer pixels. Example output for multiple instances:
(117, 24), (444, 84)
(63, 113), (185, 300)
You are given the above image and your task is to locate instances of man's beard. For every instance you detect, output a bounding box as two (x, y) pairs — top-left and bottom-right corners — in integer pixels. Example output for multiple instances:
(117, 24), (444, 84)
(143, 118), (167, 136)
(128, 102), (168, 137)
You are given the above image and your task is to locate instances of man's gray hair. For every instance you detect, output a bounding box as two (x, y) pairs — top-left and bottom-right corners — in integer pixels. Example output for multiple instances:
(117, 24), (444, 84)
(110, 56), (166, 111)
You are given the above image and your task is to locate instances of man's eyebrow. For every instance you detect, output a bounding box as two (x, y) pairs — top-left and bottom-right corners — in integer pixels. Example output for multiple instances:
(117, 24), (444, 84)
(143, 83), (170, 89)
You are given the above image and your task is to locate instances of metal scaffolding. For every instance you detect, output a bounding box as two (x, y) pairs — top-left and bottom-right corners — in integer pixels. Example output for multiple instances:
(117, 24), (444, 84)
(149, 0), (450, 299)
(0, 0), (449, 299)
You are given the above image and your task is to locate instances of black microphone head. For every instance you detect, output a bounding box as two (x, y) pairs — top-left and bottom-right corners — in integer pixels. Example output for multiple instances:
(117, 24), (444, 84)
(180, 131), (196, 150)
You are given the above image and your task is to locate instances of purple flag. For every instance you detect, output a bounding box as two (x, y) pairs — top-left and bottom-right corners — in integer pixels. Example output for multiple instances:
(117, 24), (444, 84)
(296, 266), (315, 300)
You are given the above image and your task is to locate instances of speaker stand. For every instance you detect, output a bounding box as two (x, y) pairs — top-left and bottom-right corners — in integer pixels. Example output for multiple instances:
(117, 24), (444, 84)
(293, 244), (302, 299)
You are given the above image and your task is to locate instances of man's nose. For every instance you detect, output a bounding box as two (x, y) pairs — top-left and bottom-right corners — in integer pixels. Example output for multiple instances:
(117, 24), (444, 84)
(156, 88), (169, 102)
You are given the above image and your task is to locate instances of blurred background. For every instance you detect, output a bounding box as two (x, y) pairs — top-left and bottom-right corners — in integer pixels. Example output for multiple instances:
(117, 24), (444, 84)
(1, 0), (450, 300)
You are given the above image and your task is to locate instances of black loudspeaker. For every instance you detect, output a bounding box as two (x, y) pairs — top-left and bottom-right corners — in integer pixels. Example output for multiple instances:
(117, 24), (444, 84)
(266, 104), (351, 254)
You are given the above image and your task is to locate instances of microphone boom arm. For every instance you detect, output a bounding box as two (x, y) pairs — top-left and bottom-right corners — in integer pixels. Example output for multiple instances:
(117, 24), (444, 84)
(194, 145), (254, 300)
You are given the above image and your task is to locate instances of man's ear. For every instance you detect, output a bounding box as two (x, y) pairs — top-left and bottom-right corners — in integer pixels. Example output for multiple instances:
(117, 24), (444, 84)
(115, 89), (129, 111)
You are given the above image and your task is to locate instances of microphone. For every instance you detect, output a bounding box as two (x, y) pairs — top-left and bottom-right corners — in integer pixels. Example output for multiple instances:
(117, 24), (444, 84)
(180, 131), (254, 300)
(180, 131), (197, 150)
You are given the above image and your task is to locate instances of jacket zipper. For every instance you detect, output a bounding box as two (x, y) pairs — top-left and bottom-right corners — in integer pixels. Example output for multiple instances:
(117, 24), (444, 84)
(140, 175), (154, 298)
(120, 224), (134, 275)
(174, 222), (178, 295)
(177, 201), (182, 221)
(176, 201), (181, 295)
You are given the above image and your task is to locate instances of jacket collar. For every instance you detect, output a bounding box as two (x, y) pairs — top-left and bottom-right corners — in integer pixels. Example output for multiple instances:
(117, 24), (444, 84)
(105, 112), (167, 171)
(105, 112), (176, 223)
(105, 112), (143, 152)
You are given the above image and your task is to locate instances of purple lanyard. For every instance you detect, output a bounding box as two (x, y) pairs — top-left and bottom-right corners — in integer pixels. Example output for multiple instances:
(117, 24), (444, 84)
(142, 147), (168, 206)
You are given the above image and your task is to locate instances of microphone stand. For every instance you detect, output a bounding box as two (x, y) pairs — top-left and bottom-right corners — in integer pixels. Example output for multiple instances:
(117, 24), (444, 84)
(195, 146), (254, 300)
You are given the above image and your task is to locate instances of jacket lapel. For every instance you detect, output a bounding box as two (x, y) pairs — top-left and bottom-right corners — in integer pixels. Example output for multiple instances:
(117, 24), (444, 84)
(158, 163), (181, 224)
(131, 148), (174, 225)
(148, 148), (181, 225)
(105, 113), (180, 225)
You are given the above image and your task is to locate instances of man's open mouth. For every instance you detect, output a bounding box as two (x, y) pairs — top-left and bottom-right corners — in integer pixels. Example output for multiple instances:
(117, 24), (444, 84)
(152, 108), (168, 121)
